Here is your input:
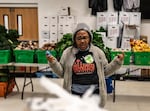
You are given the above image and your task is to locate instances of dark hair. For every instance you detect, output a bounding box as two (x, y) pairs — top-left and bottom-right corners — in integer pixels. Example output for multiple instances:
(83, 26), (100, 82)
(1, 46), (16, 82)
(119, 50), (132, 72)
(73, 29), (92, 48)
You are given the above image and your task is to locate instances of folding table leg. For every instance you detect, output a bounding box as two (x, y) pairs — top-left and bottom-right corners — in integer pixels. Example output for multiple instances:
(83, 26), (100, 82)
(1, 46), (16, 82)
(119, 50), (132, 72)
(21, 66), (34, 99)
(5, 66), (19, 98)
(113, 74), (116, 102)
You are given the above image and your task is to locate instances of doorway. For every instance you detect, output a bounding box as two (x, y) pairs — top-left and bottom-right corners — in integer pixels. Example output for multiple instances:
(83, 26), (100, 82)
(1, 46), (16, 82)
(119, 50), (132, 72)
(0, 7), (38, 41)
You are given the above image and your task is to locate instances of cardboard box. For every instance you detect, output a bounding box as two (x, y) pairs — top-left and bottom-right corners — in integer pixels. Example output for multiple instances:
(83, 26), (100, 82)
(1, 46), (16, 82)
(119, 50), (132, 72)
(50, 16), (58, 25)
(50, 32), (58, 43)
(121, 37), (131, 50)
(106, 37), (117, 48)
(42, 16), (49, 24)
(141, 69), (150, 78)
(108, 25), (120, 37)
(66, 16), (75, 24)
(41, 16), (50, 31)
(50, 24), (57, 32)
(40, 39), (50, 48)
(119, 12), (130, 25)
(57, 32), (64, 42)
(63, 24), (73, 34)
(140, 35), (148, 43)
(107, 12), (118, 25)
(58, 7), (68, 16)
(41, 31), (50, 39)
(0, 80), (15, 97)
(129, 12), (141, 26)
(97, 12), (107, 25)
(58, 16), (67, 25)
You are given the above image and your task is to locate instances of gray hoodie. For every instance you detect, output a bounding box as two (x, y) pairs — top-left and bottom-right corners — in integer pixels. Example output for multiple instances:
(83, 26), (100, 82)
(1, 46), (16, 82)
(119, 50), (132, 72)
(49, 23), (123, 107)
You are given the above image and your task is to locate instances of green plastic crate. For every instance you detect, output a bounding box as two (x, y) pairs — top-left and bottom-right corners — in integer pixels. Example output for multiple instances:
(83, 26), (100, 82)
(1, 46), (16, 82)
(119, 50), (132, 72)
(111, 51), (131, 65)
(35, 50), (57, 64)
(0, 69), (8, 82)
(14, 50), (35, 63)
(134, 52), (150, 65)
(0, 50), (11, 64)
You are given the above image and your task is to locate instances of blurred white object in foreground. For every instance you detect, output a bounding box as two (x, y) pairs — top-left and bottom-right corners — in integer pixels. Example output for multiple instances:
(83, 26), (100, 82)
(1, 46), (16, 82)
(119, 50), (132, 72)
(26, 76), (107, 111)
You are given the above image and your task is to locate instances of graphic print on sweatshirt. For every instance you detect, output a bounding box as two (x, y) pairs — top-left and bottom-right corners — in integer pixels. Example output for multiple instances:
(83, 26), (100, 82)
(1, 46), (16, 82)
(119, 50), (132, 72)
(72, 52), (96, 75)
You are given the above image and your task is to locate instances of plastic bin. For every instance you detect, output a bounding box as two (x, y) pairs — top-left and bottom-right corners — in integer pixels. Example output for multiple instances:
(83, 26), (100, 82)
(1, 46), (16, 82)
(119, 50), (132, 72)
(111, 51), (131, 65)
(133, 52), (150, 65)
(0, 77), (8, 82)
(35, 71), (58, 78)
(35, 50), (57, 63)
(0, 80), (15, 97)
(14, 50), (35, 63)
(105, 77), (113, 94)
(0, 50), (11, 64)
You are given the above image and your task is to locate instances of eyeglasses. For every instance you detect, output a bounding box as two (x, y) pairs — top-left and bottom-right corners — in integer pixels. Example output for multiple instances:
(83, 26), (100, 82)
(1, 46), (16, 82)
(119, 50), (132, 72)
(76, 36), (89, 41)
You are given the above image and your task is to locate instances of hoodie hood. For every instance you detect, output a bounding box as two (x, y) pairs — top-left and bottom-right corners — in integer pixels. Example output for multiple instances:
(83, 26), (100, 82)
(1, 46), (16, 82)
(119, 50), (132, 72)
(73, 23), (93, 47)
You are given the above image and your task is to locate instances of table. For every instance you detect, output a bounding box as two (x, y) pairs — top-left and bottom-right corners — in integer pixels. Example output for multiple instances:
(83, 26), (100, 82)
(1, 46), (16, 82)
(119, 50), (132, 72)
(112, 65), (150, 102)
(1, 63), (150, 101)
(0, 63), (49, 99)
(13, 64), (150, 101)
(0, 63), (19, 98)
(12, 63), (49, 99)
(122, 65), (150, 69)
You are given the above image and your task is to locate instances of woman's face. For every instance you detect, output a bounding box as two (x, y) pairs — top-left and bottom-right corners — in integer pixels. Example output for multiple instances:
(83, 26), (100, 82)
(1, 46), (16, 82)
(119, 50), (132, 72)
(75, 30), (90, 51)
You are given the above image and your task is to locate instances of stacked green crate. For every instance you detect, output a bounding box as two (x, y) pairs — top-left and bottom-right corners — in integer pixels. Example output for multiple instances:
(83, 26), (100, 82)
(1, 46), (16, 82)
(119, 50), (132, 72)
(35, 50), (57, 64)
(0, 50), (11, 64)
(0, 69), (8, 82)
(110, 50), (131, 65)
(133, 52), (150, 65)
(14, 50), (35, 63)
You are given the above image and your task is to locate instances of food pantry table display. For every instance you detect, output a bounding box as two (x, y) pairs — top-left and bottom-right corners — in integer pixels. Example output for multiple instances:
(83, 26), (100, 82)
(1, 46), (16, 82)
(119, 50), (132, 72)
(1, 62), (150, 102)
(0, 63), (49, 99)
(110, 47), (150, 101)
(112, 65), (150, 102)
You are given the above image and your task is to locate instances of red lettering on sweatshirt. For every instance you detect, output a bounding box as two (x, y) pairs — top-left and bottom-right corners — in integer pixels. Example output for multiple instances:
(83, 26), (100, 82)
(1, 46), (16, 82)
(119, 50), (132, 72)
(73, 59), (95, 74)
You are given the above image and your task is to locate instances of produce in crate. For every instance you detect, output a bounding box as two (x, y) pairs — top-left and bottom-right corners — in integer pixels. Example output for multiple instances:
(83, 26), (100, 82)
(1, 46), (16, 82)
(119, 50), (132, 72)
(110, 48), (131, 65)
(0, 25), (19, 50)
(92, 31), (111, 62)
(55, 33), (73, 60)
(41, 43), (56, 50)
(130, 39), (150, 52)
(55, 31), (111, 62)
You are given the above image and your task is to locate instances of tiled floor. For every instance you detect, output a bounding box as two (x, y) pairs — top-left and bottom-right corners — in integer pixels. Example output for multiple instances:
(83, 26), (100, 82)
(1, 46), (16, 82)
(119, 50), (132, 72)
(0, 78), (150, 111)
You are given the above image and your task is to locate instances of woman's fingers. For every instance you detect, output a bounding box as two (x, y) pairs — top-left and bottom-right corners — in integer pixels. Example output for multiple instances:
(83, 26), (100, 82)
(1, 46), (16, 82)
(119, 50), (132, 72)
(47, 55), (55, 63)
(117, 52), (125, 61)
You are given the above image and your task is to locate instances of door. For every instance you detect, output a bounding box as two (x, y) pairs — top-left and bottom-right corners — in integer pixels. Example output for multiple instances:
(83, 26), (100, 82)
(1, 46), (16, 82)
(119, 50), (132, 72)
(0, 7), (38, 41)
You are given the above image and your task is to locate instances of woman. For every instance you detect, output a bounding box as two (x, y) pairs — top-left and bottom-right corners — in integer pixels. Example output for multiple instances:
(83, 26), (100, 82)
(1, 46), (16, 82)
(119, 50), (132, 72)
(47, 23), (124, 107)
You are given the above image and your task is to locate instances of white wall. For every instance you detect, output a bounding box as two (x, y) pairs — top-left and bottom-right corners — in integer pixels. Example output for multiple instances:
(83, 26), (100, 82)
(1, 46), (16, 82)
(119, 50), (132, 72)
(141, 21), (150, 44)
(0, 0), (38, 7)
(37, 0), (115, 29)
(0, 0), (150, 44)
(0, 0), (37, 3)
(38, 0), (96, 30)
